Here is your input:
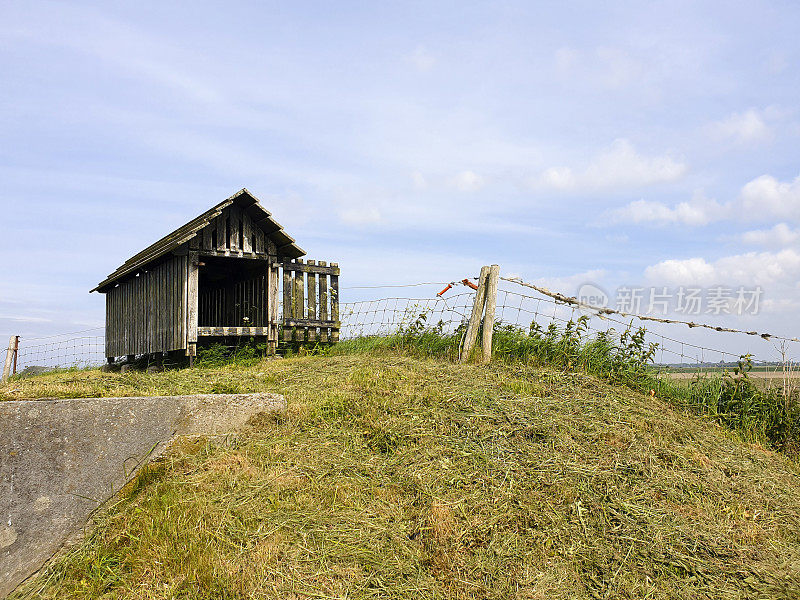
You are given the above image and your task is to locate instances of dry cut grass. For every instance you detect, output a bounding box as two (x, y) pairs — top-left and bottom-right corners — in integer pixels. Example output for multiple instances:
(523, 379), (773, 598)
(7, 354), (800, 599)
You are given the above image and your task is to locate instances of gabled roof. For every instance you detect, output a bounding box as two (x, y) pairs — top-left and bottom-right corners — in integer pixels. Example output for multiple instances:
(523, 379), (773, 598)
(91, 189), (305, 293)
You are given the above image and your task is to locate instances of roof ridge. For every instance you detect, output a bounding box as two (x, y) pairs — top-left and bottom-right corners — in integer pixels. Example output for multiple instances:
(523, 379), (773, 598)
(90, 189), (305, 293)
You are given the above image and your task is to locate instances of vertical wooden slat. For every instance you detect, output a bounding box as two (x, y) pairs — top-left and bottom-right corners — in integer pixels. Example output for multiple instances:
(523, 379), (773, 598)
(230, 206), (240, 251)
(293, 259), (305, 342)
(318, 261), (329, 342)
(187, 252), (199, 353)
(242, 210), (253, 253)
(147, 268), (153, 355)
(269, 260), (279, 353)
(203, 224), (214, 250)
(307, 261), (317, 342)
(216, 212), (226, 251)
(177, 256), (185, 351)
(105, 292), (112, 359)
(330, 262), (339, 342)
(282, 261), (292, 342)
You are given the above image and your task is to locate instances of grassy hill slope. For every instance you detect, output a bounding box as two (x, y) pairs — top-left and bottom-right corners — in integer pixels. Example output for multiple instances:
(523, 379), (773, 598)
(8, 353), (800, 599)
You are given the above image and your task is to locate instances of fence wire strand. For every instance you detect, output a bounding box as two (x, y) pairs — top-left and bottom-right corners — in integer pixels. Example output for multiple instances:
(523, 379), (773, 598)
(3, 276), (796, 374)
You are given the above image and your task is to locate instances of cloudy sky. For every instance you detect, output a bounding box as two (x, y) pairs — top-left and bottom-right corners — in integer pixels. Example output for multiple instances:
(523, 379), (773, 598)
(2, 1), (799, 360)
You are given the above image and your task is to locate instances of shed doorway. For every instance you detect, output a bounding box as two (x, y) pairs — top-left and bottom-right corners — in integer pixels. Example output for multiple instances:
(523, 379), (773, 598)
(198, 256), (270, 328)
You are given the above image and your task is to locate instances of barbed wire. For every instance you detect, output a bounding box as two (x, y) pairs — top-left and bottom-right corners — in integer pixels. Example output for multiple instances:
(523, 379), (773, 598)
(501, 276), (800, 343)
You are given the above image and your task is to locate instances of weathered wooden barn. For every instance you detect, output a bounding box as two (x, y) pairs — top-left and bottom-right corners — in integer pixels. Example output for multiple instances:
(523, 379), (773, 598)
(91, 189), (340, 364)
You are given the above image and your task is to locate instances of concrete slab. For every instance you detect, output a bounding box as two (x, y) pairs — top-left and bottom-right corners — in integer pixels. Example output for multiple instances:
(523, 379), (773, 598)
(0, 392), (285, 597)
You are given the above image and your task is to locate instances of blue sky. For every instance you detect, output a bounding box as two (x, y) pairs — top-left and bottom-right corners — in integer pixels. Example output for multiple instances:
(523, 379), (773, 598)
(2, 1), (799, 359)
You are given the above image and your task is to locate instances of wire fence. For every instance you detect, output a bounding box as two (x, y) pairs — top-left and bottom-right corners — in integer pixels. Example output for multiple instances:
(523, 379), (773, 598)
(12, 333), (106, 373)
(3, 274), (798, 380)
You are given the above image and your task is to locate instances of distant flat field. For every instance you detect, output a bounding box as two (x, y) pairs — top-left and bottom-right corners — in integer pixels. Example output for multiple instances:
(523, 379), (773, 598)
(660, 369), (800, 390)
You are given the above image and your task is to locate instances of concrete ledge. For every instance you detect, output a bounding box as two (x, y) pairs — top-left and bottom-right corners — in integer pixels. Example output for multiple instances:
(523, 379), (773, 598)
(0, 392), (285, 597)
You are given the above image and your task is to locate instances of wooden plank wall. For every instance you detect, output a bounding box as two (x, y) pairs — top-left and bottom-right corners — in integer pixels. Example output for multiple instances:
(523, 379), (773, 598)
(190, 204), (276, 256)
(105, 255), (187, 358)
(281, 259), (340, 343)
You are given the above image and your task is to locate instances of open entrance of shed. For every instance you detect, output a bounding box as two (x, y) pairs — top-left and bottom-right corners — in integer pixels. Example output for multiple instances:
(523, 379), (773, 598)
(198, 256), (271, 329)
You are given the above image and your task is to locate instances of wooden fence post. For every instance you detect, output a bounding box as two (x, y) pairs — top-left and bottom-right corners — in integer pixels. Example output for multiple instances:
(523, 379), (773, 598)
(460, 266), (490, 362)
(12, 335), (18, 375)
(481, 265), (500, 364)
(2, 335), (16, 383)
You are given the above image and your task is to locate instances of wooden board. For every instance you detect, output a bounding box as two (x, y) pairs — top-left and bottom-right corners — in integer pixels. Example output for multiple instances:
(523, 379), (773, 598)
(198, 326), (270, 336)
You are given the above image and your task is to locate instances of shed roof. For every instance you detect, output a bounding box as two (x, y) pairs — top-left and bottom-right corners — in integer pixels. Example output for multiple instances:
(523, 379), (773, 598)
(91, 189), (305, 293)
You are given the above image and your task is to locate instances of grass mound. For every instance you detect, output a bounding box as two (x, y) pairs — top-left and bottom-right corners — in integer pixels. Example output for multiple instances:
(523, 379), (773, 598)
(8, 354), (800, 599)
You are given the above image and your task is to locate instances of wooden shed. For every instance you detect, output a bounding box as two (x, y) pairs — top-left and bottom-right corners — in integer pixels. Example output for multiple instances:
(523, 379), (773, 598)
(91, 189), (340, 364)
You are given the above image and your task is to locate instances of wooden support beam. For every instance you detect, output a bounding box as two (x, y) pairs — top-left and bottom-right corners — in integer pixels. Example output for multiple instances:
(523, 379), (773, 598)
(268, 259), (279, 354)
(198, 249), (269, 260)
(481, 265), (500, 364)
(283, 319), (341, 328)
(280, 262), (340, 276)
(293, 259), (305, 342)
(282, 262), (292, 343)
(460, 266), (490, 363)
(186, 251), (199, 350)
(198, 326), (270, 336)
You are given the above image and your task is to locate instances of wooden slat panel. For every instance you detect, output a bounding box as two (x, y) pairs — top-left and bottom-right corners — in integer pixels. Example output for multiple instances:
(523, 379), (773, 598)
(242, 209), (253, 253)
(228, 205), (242, 250)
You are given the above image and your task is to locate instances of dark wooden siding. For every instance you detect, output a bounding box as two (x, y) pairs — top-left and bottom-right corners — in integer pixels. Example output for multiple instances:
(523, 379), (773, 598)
(105, 255), (188, 358)
(190, 204), (277, 256)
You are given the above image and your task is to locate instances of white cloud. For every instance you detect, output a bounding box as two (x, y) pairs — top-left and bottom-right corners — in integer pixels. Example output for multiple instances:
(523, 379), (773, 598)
(536, 269), (607, 295)
(741, 223), (800, 247)
(645, 249), (800, 287)
(337, 205), (381, 226)
(450, 170), (485, 192)
(411, 171), (427, 189)
(410, 45), (436, 71)
(740, 174), (800, 221)
(535, 139), (687, 192)
(711, 108), (774, 144)
(554, 47), (579, 73)
(606, 192), (726, 226)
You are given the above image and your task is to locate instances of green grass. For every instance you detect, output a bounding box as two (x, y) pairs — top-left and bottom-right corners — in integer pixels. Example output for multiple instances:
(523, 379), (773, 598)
(328, 318), (800, 456)
(5, 347), (800, 599)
